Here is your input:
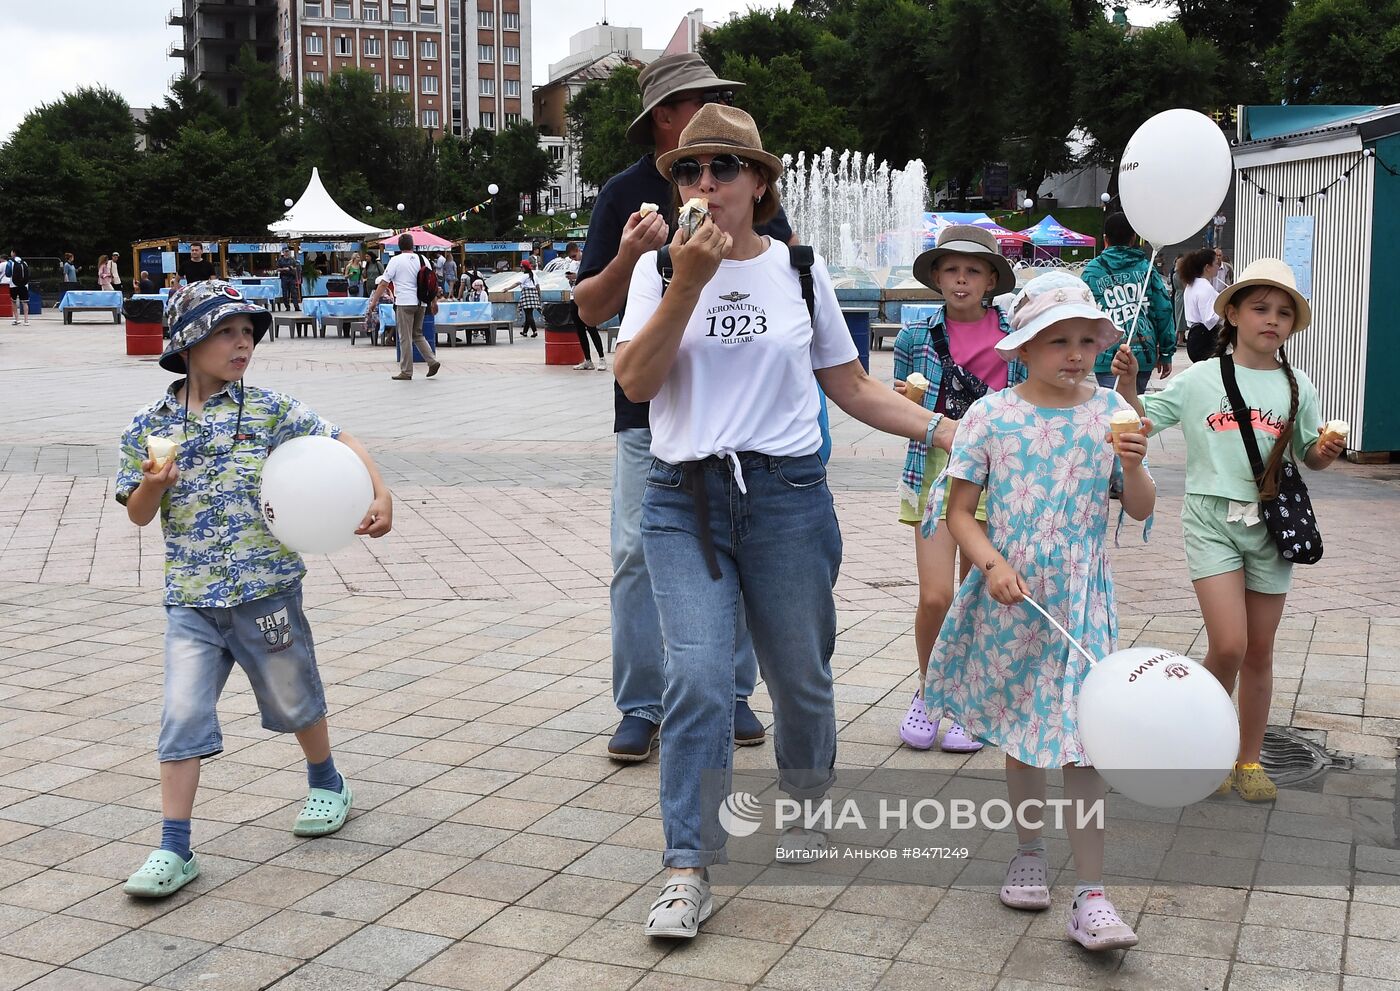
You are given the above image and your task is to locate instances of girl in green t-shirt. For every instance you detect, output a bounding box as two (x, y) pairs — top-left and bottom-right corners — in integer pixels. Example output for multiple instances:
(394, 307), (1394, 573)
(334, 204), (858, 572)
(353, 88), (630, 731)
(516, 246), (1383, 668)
(1112, 258), (1346, 803)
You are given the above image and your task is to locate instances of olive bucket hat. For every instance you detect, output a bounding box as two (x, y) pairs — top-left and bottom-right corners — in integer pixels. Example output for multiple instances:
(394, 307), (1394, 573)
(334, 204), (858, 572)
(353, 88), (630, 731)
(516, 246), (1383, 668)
(160, 279), (271, 373)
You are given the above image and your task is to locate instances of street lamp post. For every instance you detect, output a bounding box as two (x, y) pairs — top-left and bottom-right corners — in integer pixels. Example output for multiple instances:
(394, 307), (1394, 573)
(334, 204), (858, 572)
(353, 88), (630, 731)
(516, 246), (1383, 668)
(487, 182), (500, 233)
(547, 207), (557, 244)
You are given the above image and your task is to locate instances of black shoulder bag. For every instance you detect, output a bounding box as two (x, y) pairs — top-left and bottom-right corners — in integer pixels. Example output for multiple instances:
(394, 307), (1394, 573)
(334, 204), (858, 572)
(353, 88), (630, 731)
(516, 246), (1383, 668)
(1219, 354), (1323, 565)
(927, 319), (988, 419)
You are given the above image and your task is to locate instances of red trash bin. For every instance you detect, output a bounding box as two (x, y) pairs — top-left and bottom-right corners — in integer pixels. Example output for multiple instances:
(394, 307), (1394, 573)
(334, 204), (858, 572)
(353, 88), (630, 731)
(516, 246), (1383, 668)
(0, 292), (11, 319)
(125, 321), (163, 356)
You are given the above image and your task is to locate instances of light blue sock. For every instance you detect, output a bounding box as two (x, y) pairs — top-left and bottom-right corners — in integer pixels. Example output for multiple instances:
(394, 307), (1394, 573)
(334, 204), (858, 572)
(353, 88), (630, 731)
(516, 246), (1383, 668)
(307, 756), (342, 793)
(160, 818), (192, 862)
(1074, 881), (1104, 900)
(1017, 838), (1047, 856)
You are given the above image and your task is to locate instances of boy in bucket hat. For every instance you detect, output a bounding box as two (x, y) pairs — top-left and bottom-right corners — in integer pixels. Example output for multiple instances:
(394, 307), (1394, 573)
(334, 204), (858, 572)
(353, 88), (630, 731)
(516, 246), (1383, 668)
(893, 224), (1020, 754)
(115, 280), (393, 898)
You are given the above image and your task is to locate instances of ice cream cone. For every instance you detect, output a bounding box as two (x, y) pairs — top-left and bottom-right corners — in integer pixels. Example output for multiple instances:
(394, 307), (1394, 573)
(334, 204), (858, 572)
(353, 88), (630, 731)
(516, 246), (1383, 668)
(147, 436), (180, 470)
(1109, 410), (1141, 452)
(1321, 419), (1349, 448)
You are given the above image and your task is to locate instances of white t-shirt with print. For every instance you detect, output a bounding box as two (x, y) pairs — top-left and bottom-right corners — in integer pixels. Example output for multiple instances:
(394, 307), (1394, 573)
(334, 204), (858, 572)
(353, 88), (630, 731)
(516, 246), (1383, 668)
(618, 239), (858, 464)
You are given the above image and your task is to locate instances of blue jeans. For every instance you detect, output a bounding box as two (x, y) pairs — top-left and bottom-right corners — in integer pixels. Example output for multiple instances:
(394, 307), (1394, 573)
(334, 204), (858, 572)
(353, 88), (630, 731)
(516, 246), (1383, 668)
(611, 428), (757, 725)
(159, 587), (327, 762)
(1096, 370), (1152, 394)
(642, 452), (841, 867)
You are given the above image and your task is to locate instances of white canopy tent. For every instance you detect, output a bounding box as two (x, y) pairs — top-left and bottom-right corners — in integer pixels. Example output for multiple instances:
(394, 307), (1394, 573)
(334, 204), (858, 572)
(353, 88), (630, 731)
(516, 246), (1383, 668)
(269, 167), (388, 238)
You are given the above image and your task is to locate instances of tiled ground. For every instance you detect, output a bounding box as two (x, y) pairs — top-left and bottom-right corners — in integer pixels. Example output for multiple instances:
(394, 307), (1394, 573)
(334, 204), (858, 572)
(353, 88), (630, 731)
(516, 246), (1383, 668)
(0, 311), (1397, 990)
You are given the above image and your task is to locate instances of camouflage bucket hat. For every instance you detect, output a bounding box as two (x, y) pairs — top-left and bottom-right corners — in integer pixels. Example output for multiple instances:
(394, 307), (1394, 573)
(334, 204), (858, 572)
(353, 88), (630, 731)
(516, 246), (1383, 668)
(160, 280), (272, 373)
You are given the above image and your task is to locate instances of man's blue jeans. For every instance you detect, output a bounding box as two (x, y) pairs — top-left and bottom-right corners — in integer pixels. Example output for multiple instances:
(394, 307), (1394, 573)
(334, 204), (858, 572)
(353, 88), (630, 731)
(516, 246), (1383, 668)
(642, 452), (841, 867)
(611, 428), (757, 725)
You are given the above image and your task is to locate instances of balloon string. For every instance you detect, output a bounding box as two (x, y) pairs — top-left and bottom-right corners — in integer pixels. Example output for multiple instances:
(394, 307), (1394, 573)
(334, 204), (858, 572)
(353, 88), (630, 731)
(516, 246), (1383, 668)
(1022, 595), (1098, 666)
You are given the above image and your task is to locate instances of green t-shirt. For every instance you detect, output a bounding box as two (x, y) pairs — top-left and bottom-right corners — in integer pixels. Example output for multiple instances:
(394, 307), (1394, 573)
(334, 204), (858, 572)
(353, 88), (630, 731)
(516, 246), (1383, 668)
(1141, 356), (1321, 503)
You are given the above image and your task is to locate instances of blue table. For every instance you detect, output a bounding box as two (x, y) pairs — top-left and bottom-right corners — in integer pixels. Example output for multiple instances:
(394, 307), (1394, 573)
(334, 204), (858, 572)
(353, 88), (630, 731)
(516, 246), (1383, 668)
(58, 291), (123, 324)
(235, 284), (280, 302)
(302, 296), (369, 337)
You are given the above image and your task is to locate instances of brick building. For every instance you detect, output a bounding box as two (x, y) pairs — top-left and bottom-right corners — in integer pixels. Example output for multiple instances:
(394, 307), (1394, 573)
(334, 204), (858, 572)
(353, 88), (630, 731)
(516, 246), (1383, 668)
(172, 0), (530, 137)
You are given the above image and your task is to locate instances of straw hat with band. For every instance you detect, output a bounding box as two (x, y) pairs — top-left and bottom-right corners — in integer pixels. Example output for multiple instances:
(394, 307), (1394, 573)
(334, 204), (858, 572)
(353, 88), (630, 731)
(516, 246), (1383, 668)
(1213, 257), (1311, 332)
(912, 224), (1016, 298)
(654, 104), (784, 183)
(626, 52), (745, 147)
(994, 271), (1119, 362)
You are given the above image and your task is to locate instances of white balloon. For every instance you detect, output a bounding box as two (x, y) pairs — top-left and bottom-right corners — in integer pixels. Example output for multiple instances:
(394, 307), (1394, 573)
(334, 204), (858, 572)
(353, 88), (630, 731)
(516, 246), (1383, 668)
(1078, 647), (1238, 808)
(1118, 109), (1232, 247)
(260, 436), (373, 555)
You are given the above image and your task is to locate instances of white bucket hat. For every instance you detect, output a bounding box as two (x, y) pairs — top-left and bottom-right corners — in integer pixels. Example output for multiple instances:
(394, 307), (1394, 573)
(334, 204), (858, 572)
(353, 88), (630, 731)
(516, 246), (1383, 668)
(996, 271), (1119, 362)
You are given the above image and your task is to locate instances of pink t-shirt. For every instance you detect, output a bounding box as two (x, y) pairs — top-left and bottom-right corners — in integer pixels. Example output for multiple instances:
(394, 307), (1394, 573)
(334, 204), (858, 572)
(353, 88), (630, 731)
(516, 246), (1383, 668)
(945, 309), (1009, 394)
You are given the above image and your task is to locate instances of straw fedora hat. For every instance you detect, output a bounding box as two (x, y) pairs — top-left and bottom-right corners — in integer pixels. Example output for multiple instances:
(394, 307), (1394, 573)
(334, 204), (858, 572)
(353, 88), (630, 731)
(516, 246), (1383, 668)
(625, 52), (745, 147)
(912, 224), (1016, 297)
(1214, 257), (1312, 332)
(654, 104), (784, 183)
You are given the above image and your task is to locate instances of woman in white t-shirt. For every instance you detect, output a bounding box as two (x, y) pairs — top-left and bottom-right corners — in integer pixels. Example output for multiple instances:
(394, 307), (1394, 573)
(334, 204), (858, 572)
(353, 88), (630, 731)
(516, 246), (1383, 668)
(1179, 247), (1221, 362)
(615, 106), (952, 941)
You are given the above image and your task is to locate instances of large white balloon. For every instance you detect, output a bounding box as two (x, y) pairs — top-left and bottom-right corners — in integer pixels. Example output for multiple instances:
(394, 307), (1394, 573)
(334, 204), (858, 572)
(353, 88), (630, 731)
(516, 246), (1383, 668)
(260, 436), (373, 555)
(1118, 109), (1232, 247)
(1078, 647), (1238, 807)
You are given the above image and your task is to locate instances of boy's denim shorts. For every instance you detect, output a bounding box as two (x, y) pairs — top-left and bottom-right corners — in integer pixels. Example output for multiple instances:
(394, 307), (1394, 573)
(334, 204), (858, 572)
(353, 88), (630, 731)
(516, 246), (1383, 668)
(158, 587), (328, 762)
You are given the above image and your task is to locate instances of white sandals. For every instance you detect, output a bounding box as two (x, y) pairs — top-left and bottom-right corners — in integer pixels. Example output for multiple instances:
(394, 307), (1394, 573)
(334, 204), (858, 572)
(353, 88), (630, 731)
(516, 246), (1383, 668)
(645, 871), (713, 939)
(1000, 851), (1051, 910)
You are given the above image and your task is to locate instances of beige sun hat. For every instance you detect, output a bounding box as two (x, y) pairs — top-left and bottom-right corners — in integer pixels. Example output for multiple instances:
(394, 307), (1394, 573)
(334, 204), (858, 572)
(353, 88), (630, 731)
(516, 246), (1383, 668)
(654, 104), (784, 183)
(1214, 258), (1312, 332)
(912, 224), (1017, 298)
(625, 52), (745, 147)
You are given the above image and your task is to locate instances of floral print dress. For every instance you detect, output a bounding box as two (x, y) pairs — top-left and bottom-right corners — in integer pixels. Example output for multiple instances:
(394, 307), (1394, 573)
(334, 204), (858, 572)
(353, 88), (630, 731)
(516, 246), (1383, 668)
(923, 386), (1142, 768)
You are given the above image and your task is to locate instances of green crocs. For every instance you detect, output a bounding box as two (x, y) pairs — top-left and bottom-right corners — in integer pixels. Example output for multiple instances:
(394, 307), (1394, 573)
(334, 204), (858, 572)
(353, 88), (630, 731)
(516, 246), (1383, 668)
(293, 778), (353, 837)
(124, 850), (199, 898)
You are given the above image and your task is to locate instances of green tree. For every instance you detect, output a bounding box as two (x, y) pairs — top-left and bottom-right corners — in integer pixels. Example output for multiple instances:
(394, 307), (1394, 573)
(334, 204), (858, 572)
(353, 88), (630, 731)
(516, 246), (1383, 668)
(137, 125), (277, 236)
(0, 87), (139, 263)
(699, 6), (827, 69)
(718, 53), (859, 158)
(1073, 19), (1222, 175)
(1267, 0), (1400, 104)
(300, 69), (417, 210)
(566, 66), (641, 188)
(489, 120), (560, 233)
(1001, 0), (1079, 201)
(141, 77), (232, 153)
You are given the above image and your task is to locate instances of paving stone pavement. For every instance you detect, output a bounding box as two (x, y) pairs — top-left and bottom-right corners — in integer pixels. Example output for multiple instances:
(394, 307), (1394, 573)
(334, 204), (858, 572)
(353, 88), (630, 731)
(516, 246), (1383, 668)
(1, 313), (1398, 990)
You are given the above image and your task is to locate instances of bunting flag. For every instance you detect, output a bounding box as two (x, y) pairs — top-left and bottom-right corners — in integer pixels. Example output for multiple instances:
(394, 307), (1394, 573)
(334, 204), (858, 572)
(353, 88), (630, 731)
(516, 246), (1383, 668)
(389, 197), (495, 235)
(1240, 148), (1398, 206)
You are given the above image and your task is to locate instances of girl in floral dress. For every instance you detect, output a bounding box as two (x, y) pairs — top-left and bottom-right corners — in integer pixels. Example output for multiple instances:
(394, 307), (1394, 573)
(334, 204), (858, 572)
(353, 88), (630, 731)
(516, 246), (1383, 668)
(922, 271), (1156, 951)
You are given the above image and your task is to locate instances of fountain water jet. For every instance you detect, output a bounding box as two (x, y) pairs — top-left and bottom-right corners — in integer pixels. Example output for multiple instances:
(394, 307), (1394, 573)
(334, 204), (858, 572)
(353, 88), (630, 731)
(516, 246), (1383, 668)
(778, 149), (928, 271)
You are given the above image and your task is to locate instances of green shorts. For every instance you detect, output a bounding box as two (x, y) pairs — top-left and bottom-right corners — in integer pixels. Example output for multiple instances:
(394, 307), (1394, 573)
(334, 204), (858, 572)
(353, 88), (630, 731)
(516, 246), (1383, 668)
(899, 447), (988, 527)
(1181, 494), (1292, 594)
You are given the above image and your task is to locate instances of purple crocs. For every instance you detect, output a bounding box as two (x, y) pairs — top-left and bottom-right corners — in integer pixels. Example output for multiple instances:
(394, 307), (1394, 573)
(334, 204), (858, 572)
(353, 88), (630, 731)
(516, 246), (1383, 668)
(900, 692), (937, 750)
(939, 720), (984, 753)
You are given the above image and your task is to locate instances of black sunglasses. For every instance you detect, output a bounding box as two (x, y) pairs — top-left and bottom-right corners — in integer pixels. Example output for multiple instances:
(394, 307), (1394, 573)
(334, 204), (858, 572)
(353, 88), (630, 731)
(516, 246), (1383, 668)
(664, 88), (735, 109)
(670, 153), (751, 188)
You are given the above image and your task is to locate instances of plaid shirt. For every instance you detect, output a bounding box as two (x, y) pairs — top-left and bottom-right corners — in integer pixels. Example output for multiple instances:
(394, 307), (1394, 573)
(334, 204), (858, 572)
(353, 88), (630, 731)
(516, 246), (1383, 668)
(116, 383), (339, 608)
(892, 304), (1024, 502)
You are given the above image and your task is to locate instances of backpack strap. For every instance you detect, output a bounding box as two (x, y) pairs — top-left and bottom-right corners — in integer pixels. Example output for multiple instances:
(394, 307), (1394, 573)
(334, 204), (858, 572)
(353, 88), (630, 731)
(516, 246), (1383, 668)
(656, 245), (674, 295)
(787, 245), (816, 323)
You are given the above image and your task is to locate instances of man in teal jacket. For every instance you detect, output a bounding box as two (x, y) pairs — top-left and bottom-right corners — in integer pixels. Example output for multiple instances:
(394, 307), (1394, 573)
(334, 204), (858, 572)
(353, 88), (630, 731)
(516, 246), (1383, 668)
(1086, 212), (1176, 392)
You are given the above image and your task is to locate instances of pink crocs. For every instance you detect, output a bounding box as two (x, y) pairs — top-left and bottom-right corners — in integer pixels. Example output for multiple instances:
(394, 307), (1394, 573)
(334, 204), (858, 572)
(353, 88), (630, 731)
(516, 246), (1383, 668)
(1067, 889), (1138, 952)
(939, 720), (984, 753)
(900, 692), (937, 750)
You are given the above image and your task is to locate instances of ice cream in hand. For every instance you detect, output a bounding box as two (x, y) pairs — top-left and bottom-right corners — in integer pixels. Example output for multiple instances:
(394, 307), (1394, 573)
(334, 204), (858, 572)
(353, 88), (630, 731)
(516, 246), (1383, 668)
(1109, 409), (1142, 451)
(639, 202), (659, 219)
(1321, 419), (1350, 447)
(678, 197), (709, 238)
(905, 372), (930, 406)
(147, 436), (181, 470)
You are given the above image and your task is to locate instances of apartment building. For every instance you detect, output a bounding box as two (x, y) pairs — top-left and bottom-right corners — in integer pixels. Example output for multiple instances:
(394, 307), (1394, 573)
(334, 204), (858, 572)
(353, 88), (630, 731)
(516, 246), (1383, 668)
(171, 0), (529, 136)
(168, 0), (279, 108)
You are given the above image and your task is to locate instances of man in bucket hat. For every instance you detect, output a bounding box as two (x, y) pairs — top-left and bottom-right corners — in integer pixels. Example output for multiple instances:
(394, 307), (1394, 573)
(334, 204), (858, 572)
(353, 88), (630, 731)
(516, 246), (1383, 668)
(114, 280), (393, 899)
(574, 52), (796, 761)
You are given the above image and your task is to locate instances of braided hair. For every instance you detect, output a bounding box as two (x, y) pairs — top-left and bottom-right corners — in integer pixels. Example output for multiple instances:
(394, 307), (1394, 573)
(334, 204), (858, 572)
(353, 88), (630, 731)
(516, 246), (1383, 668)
(1215, 286), (1299, 501)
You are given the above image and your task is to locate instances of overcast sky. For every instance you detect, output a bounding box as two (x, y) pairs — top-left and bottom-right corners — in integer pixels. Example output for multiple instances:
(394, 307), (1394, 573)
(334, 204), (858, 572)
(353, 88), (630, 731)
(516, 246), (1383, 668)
(4, 1), (1168, 140)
